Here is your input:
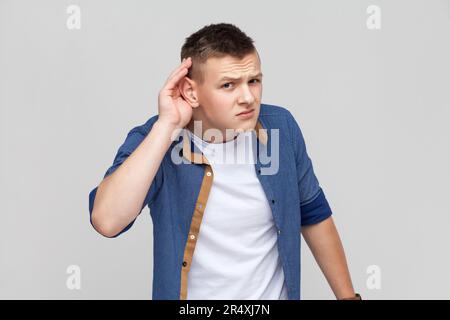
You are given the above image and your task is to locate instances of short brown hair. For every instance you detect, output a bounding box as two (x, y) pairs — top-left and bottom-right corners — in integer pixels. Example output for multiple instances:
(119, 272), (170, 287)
(180, 23), (257, 84)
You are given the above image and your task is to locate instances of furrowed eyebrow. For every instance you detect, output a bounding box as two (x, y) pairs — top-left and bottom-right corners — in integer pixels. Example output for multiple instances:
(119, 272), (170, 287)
(218, 72), (263, 82)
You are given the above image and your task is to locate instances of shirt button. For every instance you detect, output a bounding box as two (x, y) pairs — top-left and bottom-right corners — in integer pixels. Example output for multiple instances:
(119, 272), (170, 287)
(190, 234), (196, 240)
(257, 169), (261, 174)
(198, 203), (203, 209)
(271, 199), (276, 204)
(277, 229), (281, 235)
(206, 171), (212, 177)
(182, 261), (187, 267)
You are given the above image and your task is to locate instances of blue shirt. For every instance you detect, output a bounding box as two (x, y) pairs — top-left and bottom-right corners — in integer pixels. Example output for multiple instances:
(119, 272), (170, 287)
(88, 103), (333, 300)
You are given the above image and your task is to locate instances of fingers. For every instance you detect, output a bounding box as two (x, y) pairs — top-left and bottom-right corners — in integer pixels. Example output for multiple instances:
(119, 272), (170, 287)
(163, 57), (192, 90)
(167, 57), (190, 80)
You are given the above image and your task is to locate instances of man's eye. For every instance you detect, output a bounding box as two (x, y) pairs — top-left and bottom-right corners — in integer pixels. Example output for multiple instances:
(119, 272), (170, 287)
(222, 79), (260, 89)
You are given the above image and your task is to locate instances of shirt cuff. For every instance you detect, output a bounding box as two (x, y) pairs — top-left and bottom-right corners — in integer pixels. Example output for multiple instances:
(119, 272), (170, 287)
(300, 188), (333, 226)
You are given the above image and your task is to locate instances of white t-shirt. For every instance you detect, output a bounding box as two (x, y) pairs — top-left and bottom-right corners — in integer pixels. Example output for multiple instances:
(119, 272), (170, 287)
(186, 130), (288, 300)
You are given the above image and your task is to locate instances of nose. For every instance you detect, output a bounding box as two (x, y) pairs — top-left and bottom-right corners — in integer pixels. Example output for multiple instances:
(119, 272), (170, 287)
(238, 84), (255, 105)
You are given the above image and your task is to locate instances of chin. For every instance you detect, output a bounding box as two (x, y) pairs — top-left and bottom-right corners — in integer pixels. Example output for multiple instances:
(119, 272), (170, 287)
(235, 119), (258, 132)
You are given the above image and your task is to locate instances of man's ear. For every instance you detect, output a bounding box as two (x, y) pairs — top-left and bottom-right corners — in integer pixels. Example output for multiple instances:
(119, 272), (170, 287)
(178, 77), (200, 108)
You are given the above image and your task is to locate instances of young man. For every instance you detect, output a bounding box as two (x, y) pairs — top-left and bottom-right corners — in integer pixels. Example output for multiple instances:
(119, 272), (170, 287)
(88, 23), (361, 300)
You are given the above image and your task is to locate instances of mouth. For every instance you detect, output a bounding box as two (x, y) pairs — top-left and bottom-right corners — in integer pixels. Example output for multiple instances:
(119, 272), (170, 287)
(236, 109), (255, 116)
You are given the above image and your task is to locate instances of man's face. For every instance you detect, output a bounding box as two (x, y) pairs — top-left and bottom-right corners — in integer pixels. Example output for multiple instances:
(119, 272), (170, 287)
(187, 51), (263, 142)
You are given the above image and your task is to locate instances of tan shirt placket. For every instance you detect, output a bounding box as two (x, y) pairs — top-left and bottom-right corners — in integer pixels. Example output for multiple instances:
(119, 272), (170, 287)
(179, 121), (268, 300)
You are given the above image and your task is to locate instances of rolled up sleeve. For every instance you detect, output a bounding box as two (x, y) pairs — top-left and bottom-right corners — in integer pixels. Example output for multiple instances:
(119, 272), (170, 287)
(88, 124), (163, 238)
(287, 111), (333, 226)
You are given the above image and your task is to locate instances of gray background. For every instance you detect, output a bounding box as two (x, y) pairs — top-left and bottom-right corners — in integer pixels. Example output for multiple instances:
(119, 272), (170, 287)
(1, 0), (449, 299)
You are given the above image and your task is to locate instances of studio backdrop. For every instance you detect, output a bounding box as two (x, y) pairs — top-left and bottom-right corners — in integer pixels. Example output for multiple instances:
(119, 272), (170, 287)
(1, 0), (449, 299)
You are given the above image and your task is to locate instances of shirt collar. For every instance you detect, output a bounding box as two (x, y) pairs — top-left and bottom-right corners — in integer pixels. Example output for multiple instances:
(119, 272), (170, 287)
(182, 120), (268, 165)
